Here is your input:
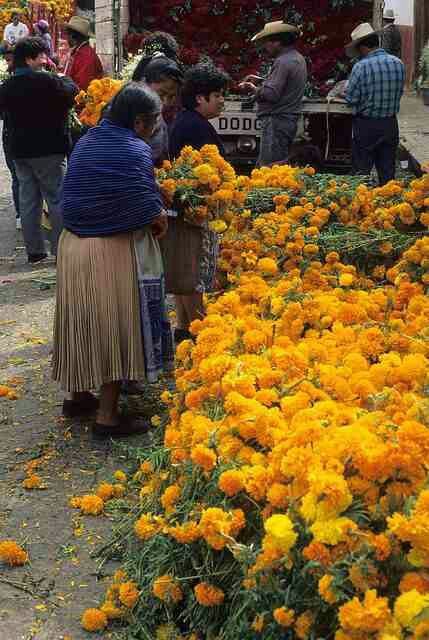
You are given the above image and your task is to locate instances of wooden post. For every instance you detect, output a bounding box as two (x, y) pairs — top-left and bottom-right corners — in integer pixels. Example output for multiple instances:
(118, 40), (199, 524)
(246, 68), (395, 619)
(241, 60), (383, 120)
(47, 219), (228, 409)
(373, 0), (384, 30)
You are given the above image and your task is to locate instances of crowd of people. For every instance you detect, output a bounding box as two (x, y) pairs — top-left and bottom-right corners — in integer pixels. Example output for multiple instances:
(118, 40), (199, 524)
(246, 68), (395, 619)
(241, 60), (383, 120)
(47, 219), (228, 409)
(0, 10), (407, 437)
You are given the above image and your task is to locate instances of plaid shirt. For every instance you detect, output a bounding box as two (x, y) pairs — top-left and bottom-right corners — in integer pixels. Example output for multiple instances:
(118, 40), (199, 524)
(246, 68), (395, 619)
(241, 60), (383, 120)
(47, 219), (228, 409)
(346, 48), (405, 118)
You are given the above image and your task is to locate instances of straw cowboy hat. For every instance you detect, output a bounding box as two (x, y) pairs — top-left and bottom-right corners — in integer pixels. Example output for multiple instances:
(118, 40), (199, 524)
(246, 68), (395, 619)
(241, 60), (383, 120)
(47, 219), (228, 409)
(345, 23), (377, 58)
(251, 20), (299, 44)
(383, 9), (396, 21)
(65, 16), (92, 38)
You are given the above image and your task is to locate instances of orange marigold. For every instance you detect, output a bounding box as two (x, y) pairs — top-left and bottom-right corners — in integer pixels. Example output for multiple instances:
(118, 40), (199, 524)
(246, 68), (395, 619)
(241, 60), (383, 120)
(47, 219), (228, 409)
(218, 469), (245, 497)
(273, 606), (295, 627)
(23, 474), (42, 489)
(80, 494), (104, 516)
(190, 444), (217, 472)
(152, 574), (183, 603)
(194, 582), (225, 606)
(160, 484), (181, 511)
(81, 608), (108, 632)
(118, 581), (139, 608)
(96, 482), (115, 501)
(0, 540), (28, 566)
(338, 590), (390, 633)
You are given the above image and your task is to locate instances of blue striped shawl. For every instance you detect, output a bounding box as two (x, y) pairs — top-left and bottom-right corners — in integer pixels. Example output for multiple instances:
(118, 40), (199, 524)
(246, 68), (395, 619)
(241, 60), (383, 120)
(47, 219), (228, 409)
(62, 119), (163, 237)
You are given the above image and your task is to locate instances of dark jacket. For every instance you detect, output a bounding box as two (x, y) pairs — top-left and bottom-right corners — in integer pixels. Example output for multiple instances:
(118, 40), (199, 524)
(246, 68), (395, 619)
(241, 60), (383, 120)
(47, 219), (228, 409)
(0, 69), (78, 159)
(382, 24), (402, 59)
(169, 109), (225, 159)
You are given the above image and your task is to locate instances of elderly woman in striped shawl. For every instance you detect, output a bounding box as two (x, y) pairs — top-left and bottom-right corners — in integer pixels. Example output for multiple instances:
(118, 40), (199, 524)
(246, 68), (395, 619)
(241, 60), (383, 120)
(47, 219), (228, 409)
(53, 83), (174, 439)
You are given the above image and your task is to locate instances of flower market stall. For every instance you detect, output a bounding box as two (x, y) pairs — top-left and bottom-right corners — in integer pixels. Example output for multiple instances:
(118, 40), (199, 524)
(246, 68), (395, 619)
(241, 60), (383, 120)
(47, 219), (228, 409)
(62, 145), (429, 639)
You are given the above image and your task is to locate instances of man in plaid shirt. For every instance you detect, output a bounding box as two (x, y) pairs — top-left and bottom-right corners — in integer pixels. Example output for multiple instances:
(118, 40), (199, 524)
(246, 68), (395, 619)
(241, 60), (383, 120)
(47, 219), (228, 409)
(345, 23), (405, 185)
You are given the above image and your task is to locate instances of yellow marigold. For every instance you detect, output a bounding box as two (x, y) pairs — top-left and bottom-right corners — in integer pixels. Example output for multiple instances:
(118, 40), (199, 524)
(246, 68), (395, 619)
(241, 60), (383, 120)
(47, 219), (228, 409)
(218, 469), (245, 497)
(113, 569), (127, 583)
(134, 514), (160, 540)
(81, 608), (108, 632)
(310, 517), (356, 546)
(69, 496), (82, 508)
(242, 329), (267, 352)
(264, 514), (297, 553)
(96, 482), (115, 501)
(319, 574), (336, 603)
(257, 257), (278, 275)
(190, 444), (217, 472)
(273, 606), (295, 627)
(251, 614), (265, 632)
(113, 470), (127, 483)
(338, 590), (391, 633)
(80, 494), (104, 516)
(152, 574), (183, 603)
(339, 273), (354, 287)
(118, 581), (139, 608)
(160, 484), (181, 511)
(394, 590), (429, 628)
(194, 582), (224, 606)
(23, 474), (42, 489)
(0, 540), (28, 566)
(151, 414), (162, 427)
(140, 460), (154, 474)
(100, 600), (123, 619)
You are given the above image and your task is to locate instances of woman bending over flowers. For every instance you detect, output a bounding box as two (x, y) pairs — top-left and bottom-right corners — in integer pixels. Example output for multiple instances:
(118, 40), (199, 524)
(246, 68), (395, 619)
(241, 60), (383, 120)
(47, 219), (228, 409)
(53, 83), (173, 438)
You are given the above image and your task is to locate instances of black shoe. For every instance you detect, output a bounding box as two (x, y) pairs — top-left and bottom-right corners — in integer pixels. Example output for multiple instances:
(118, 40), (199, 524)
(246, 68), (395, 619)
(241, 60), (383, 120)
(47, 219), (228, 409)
(92, 416), (150, 440)
(63, 394), (99, 418)
(28, 253), (48, 264)
(174, 328), (192, 344)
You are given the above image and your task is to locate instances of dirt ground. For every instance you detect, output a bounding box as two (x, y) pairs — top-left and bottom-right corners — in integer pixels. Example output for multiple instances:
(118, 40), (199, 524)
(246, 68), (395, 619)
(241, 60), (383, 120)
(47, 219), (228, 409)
(0, 257), (133, 640)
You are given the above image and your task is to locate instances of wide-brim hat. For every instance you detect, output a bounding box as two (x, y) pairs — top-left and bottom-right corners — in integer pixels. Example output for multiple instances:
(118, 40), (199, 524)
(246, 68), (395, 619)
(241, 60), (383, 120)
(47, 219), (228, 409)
(345, 22), (377, 58)
(383, 9), (395, 21)
(65, 15), (92, 38)
(251, 20), (299, 44)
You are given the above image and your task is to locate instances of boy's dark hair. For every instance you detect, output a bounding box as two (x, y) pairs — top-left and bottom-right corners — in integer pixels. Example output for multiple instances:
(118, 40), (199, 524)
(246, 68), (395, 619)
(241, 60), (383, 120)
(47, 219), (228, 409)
(181, 63), (229, 110)
(143, 31), (179, 60)
(133, 56), (183, 84)
(13, 37), (47, 68)
(11, 11), (20, 19)
(107, 81), (161, 130)
(358, 33), (380, 50)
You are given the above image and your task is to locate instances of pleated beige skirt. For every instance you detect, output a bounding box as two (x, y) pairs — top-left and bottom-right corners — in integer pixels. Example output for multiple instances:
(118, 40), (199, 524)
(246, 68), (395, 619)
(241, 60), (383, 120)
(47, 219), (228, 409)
(52, 230), (145, 392)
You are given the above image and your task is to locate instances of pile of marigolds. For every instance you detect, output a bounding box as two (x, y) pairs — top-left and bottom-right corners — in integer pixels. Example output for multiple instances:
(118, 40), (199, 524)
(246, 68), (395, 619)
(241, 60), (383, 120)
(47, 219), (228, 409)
(75, 160), (429, 639)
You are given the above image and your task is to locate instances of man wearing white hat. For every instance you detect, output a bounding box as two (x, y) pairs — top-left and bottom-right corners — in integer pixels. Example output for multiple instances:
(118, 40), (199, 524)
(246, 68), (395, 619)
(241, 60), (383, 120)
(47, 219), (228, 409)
(345, 23), (405, 185)
(64, 16), (103, 91)
(382, 9), (402, 59)
(239, 20), (307, 167)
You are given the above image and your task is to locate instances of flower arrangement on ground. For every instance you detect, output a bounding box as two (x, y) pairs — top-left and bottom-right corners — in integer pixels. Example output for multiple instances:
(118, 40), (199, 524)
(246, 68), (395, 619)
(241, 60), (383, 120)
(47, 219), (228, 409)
(76, 158), (429, 639)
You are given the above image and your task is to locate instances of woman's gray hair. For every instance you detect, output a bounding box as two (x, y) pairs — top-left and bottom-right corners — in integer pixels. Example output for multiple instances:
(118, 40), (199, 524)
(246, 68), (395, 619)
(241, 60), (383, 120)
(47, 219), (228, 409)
(107, 82), (161, 130)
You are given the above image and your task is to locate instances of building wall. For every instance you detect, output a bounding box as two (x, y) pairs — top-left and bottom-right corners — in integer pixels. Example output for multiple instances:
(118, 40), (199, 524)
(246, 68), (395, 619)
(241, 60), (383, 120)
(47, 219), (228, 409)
(95, 0), (128, 76)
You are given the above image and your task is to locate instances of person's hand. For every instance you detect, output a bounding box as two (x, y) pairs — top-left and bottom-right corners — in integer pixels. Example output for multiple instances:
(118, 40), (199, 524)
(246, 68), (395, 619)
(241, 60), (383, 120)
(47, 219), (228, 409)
(243, 74), (263, 84)
(151, 212), (168, 239)
(238, 81), (258, 94)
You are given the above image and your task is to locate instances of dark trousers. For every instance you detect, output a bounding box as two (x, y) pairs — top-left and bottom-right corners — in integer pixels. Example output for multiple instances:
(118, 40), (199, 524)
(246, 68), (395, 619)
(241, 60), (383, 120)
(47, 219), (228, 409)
(352, 116), (399, 185)
(3, 141), (20, 216)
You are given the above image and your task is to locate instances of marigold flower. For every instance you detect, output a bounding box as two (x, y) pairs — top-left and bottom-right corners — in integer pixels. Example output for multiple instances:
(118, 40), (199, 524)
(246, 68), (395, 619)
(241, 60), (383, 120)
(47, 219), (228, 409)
(273, 606), (295, 627)
(251, 614), (265, 632)
(394, 590), (429, 627)
(194, 582), (224, 606)
(23, 474), (42, 489)
(338, 590), (390, 633)
(0, 540), (28, 566)
(96, 483), (115, 501)
(218, 469), (245, 497)
(118, 581), (139, 608)
(318, 575), (337, 603)
(134, 514), (160, 540)
(113, 483), (126, 498)
(152, 574), (183, 603)
(160, 484), (181, 511)
(190, 444), (217, 472)
(264, 514), (297, 553)
(113, 470), (127, 483)
(257, 257), (278, 275)
(80, 494), (104, 516)
(100, 600), (123, 619)
(81, 608), (108, 632)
